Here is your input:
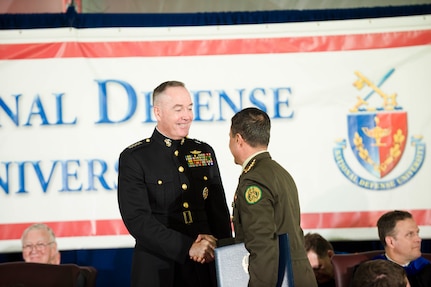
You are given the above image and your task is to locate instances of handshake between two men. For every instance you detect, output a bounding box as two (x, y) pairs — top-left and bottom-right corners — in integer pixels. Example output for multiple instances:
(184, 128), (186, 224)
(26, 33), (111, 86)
(189, 234), (218, 264)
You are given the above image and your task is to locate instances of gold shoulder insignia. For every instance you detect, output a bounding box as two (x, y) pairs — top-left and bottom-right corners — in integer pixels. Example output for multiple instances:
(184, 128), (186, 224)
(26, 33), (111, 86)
(245, 185), (262, 204)
(127, 138), (150, 149)
(243, 159), (256, 174)
(127, 141), (143, 149)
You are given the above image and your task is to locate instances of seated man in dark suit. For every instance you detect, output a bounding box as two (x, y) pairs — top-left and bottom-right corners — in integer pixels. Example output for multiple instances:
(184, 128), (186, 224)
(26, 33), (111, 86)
(304, 233), (336, 287)
(374, 210), (431, 287)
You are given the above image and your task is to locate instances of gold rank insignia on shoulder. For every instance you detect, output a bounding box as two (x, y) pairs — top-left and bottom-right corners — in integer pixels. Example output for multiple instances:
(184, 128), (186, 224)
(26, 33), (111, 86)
(245, 185), (262, 204)
(185, 150), (214, 167)
(127, 141), (143, 149)
(243, 159), (256, 174)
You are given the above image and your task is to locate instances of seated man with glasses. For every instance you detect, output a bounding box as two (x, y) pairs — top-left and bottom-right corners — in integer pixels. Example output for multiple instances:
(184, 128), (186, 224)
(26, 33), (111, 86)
(21, 223), (60, 264)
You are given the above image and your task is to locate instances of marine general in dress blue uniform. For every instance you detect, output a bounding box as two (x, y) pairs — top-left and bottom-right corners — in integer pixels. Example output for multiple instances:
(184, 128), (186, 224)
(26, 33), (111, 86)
(117, 81), (232, 287)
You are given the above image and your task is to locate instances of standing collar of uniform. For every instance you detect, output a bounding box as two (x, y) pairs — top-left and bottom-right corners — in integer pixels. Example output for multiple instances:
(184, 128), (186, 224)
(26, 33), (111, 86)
(241, 150), (268, 171)
(153, 128), (185, 147)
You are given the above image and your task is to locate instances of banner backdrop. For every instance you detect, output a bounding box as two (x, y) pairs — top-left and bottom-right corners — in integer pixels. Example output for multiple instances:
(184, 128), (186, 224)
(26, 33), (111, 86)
(1, 14), (430, 252)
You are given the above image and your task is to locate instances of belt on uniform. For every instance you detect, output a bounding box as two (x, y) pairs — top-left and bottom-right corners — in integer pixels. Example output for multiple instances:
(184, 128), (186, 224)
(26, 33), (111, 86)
(180, 210), (208, 225)
(183, 210), (193, 224)
(154, 210), (208, 226)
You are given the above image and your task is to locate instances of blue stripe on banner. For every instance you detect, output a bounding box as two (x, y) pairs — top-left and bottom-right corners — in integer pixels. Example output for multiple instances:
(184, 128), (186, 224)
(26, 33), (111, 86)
(1, 4), (431, 29)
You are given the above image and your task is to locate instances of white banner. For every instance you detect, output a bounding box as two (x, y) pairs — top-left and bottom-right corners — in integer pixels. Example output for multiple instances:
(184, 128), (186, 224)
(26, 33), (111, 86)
(1, 14), (431, 252)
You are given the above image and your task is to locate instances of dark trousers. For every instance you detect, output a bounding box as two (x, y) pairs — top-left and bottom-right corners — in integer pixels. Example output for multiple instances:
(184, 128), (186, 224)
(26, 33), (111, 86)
(131, 248), (217, 287)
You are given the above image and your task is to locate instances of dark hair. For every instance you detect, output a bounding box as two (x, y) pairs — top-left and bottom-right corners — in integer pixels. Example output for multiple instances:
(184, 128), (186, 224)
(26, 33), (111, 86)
(230, 107), (270, 147)
(152, 80), (185, 103)
(304, 233), (334, 258)
(351, 259), (407, 287)
(377, 210), (413, 246)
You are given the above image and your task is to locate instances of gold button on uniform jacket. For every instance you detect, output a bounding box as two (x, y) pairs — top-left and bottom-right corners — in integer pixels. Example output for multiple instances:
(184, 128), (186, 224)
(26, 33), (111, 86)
(118, 129), (232, 287)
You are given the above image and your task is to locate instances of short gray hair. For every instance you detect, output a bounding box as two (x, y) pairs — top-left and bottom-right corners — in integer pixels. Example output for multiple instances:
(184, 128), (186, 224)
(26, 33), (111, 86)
(21, 223), (57, 244)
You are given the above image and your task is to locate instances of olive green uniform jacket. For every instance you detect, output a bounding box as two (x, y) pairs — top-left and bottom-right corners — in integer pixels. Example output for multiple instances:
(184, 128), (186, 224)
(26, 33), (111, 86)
(232, 152), (317, 287)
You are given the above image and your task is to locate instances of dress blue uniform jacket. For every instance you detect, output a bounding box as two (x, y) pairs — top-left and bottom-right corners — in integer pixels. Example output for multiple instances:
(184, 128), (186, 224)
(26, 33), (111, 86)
(118, 129), (232, 287)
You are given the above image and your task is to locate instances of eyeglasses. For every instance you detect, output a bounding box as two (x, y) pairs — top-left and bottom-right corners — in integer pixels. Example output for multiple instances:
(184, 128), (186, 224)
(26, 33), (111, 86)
(22, 242), (54, 252)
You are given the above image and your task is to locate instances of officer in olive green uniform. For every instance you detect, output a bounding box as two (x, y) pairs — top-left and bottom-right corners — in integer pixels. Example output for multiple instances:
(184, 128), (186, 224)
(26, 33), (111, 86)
(229, 107), (317, 287)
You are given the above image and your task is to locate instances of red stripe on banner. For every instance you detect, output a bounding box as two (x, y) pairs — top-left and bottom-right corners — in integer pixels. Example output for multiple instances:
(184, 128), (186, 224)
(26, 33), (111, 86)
(300, 209), (431, 229)
(0, 219), (129, 240)
(1, 209), (430, 240)
(1, 30), (430, 60)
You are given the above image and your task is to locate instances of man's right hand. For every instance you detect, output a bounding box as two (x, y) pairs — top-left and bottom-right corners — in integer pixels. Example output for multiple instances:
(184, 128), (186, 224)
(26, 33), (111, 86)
(189, 234), (217, 263)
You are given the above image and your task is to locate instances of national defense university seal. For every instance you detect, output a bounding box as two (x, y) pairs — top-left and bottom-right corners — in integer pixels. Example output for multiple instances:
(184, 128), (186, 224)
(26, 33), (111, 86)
(333, 68), (426, 190)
